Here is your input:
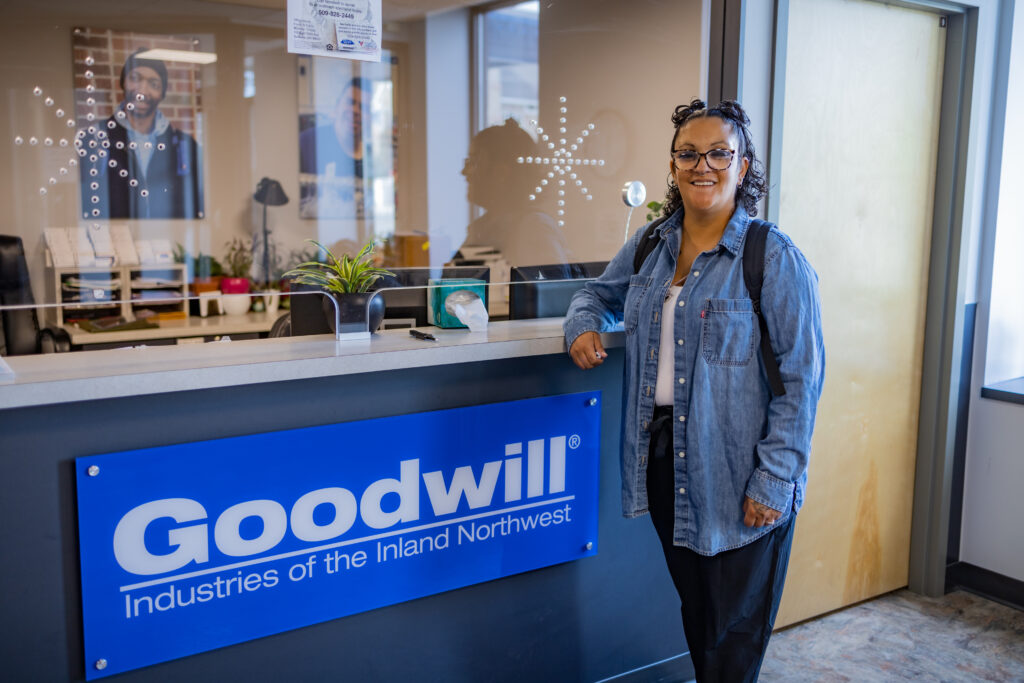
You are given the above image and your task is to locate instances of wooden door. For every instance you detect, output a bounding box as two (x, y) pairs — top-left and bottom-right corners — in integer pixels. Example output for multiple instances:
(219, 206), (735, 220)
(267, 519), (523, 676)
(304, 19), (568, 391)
(775, 0), (947, 626)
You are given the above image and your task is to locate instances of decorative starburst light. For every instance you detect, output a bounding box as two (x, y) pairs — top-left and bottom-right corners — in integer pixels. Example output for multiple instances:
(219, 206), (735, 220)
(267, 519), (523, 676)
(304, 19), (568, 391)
(515, 96), (605, 228)
(14, 59), (147, 214)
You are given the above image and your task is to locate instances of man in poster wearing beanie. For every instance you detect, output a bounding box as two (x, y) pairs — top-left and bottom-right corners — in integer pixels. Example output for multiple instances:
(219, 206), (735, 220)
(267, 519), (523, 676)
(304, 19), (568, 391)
(79, 49), (204, 220)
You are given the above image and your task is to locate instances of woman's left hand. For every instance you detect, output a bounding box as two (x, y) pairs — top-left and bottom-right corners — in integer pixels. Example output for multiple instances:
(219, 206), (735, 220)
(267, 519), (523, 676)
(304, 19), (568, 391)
(742, 497), (781, 528)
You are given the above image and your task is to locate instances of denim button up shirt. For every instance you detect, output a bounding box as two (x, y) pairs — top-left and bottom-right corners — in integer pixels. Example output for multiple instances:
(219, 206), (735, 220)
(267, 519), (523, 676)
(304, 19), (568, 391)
(563, 207), (825, 555)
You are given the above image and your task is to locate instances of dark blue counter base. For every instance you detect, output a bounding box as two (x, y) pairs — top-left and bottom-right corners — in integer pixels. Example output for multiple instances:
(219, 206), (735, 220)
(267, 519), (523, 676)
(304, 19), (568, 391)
(0, 350), (694, 682)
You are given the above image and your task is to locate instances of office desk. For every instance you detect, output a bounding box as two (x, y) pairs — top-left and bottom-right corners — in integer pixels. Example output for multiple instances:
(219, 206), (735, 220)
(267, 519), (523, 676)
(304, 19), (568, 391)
(64, 311), (280, 349)
(0, 321), (691, 683)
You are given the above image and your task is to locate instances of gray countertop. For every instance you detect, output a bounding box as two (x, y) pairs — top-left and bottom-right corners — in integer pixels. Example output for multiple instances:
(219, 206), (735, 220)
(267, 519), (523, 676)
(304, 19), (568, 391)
(0, 319), (623, 410)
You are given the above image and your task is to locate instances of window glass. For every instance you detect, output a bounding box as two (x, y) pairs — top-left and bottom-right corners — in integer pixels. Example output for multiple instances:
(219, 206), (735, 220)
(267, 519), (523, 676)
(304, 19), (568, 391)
(0, 0), (707, 355)
(481, 1), (539, 133)
(984, 4), (1024, 386)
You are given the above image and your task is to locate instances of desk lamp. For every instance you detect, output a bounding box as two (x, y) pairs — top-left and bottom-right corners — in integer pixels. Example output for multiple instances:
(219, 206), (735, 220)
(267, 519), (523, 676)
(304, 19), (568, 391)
(253, 177), (289, 288)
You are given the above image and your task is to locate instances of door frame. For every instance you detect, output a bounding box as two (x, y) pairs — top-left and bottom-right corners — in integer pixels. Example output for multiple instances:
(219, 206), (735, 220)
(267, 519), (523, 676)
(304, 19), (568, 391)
(709, 0), (1003, 597)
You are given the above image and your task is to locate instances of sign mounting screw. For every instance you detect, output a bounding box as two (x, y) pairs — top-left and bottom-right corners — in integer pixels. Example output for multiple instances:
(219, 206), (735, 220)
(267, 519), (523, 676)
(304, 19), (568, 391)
(584, 542), (593, 550)
(587, 398), (597, 407)
(94, 658), (108, 670)
(87, 465), (100, 477)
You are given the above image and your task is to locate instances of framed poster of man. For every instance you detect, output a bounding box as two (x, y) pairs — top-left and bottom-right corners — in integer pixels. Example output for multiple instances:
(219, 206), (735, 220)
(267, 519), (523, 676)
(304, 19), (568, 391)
(73, 28), (206, 220)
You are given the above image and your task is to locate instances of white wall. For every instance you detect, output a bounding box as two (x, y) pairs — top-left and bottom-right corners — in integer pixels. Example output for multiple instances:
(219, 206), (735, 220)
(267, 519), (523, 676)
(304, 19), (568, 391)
(424, 8), (471, 267)
(960, 397), (1024, 580)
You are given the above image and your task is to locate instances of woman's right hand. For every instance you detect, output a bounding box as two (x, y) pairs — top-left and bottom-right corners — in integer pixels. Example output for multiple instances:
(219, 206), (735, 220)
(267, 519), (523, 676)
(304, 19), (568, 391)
(569, 331), (608, 370)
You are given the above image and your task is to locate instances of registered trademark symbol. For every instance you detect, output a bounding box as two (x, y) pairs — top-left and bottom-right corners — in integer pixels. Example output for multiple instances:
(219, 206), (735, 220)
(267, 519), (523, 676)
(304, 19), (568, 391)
(568, 435), (581, 449)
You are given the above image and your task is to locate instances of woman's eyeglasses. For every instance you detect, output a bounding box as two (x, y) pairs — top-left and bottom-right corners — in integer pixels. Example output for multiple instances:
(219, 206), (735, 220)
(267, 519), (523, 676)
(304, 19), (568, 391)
(671, 148), (736, 171)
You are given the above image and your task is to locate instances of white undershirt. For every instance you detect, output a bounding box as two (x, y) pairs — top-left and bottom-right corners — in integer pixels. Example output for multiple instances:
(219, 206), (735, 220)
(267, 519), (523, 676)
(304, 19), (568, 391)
(655, 285), (683, 406)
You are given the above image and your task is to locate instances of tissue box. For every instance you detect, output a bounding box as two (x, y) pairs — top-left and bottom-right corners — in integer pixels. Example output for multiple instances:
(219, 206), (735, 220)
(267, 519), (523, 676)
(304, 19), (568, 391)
(428, 278), (487, 328)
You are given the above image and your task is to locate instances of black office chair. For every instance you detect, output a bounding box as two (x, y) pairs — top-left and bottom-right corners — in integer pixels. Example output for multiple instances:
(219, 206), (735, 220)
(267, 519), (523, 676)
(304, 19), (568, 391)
(508, 261), (609, 320)
(268, 312), (292, 337)
(0, 235), (70, 355)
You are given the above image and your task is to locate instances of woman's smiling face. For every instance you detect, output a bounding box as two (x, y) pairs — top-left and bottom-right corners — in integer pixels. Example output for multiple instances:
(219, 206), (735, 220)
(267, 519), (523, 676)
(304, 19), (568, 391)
(670, 116), (749, 219)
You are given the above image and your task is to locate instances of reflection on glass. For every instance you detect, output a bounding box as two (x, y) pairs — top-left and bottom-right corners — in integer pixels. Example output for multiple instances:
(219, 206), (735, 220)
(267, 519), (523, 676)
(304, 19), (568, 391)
(0, 0), (707, 356)
(297, 52), (396, 243)
(457, 120), (568, 267)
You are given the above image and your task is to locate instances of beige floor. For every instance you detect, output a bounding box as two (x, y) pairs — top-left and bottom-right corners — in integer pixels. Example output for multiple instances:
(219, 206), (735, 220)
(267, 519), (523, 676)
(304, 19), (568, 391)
(759, 589), (1024, 682)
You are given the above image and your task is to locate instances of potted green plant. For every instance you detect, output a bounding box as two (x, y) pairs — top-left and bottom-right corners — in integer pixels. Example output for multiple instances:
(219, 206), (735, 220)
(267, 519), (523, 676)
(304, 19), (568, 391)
(221, 238), (254, 315)
(222, 238), (253, 291)
(175, 246), (224, 293)
(284, 240), (394, 337)
(645, 200), (664, 222)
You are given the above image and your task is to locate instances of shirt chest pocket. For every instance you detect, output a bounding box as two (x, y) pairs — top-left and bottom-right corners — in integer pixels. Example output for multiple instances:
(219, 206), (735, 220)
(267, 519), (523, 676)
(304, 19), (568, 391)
(701, 298), (756, 366)
(623, 275), (653, 334)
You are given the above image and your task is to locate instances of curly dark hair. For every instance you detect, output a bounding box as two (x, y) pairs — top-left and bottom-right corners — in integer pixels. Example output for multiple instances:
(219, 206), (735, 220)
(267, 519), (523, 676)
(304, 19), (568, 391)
(662, 98), (768, 218)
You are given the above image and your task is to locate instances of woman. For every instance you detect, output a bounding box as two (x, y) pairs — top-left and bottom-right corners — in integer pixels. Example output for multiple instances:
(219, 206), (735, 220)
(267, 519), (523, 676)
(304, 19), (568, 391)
(563, 99), (825, 682)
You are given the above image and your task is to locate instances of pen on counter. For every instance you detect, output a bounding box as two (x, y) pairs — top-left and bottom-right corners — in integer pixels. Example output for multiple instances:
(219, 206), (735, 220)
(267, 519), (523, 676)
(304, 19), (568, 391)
(409, 329), (437, 342)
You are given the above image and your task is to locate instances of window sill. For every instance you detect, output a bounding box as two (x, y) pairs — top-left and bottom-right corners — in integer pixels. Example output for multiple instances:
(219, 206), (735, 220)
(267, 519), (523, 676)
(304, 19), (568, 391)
(981, 377), (1024, 406)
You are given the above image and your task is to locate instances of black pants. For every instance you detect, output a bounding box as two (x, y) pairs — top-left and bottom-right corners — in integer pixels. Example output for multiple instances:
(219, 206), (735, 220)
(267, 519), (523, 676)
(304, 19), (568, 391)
(646, 406), (795, 683)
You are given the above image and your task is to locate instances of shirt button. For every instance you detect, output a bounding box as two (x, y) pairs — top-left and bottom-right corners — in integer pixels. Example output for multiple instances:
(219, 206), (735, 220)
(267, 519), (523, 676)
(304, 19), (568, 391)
(677, 339), (684, 346)
(693, 271), (700, 277)
(678, 377), (685, 384)
(678, 488), (686, 494)
(678, 415), (686, 422)
(678, 451), (685, 458)
(678, 300), (685, 307)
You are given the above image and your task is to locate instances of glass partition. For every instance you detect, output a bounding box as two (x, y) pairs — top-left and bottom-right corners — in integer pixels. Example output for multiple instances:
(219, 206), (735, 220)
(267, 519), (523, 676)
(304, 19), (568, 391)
(0, 0), (708, 358)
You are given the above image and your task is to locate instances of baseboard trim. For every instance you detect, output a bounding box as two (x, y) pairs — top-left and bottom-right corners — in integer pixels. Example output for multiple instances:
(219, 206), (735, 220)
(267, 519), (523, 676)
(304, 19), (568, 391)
(946, 561), (1024, 610)
(595, 653), (696, 683)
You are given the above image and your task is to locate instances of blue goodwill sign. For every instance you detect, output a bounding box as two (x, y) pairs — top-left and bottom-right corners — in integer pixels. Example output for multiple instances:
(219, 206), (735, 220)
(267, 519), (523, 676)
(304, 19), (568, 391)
(75, 392), (601, 678)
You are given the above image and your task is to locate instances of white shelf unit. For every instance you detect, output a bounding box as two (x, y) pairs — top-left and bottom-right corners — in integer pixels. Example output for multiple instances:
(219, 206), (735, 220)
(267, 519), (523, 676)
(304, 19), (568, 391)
(45, 261), (188, 327)
(127, 264), (188, 319)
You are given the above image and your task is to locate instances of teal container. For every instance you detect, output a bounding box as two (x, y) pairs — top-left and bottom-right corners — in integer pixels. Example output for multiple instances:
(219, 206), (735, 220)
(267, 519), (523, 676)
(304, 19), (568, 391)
(428, 278), (487, 328)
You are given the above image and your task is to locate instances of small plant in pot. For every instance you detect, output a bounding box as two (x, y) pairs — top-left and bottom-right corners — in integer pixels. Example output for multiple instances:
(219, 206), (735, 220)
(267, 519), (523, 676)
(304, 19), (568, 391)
(222, 238), (253, 292)
(284, 240), (394, 337)
(221, 238), (254, 315)
(175, 244), (224, 295)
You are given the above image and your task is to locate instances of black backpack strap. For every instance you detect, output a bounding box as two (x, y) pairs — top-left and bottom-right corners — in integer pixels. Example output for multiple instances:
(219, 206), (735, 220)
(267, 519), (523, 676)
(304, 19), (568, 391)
(632, 216), (669, 274)
(743, 220), (787, 397)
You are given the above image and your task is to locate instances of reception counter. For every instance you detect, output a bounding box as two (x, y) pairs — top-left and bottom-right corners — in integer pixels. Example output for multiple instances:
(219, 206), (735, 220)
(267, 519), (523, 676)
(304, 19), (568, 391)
(0, 320), (695, 682)
(1, 319), (610, 410)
